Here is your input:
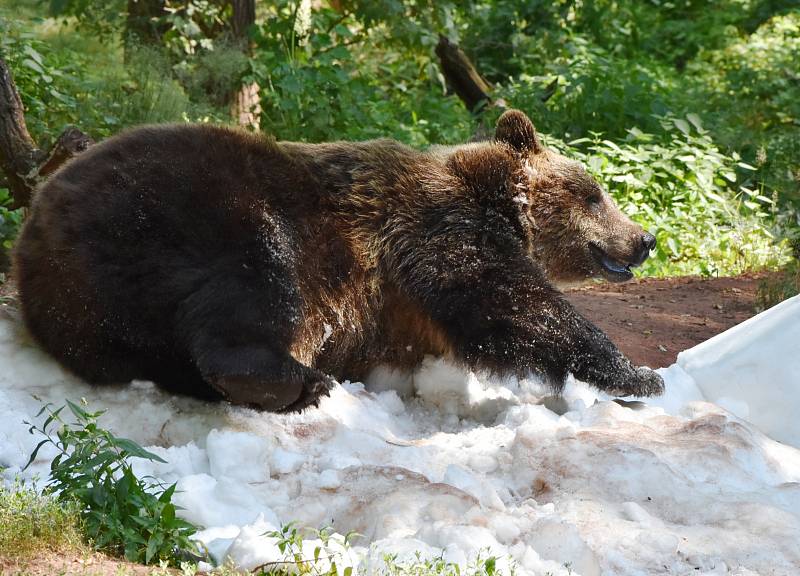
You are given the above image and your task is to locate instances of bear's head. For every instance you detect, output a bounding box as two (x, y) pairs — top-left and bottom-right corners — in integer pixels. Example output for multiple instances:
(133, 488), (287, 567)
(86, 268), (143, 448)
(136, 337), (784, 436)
(449, 109), (655, 284)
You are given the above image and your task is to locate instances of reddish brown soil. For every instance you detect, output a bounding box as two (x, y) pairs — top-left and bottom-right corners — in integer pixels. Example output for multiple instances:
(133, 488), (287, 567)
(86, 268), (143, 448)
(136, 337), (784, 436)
(565, 274), (767, 369)
(0, 550), (173, 576)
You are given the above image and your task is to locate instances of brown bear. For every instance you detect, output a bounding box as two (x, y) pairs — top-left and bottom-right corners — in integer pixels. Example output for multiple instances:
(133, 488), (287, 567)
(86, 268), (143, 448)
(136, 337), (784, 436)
(14, 110), (663, 412)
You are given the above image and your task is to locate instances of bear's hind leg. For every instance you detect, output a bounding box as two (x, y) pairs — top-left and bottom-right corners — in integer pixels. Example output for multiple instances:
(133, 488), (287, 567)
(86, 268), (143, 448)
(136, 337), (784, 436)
(175, 261), (333, 412)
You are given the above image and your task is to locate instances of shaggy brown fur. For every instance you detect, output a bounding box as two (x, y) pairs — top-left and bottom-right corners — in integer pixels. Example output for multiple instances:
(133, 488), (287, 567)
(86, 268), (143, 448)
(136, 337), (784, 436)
(14, 110), (663, 411)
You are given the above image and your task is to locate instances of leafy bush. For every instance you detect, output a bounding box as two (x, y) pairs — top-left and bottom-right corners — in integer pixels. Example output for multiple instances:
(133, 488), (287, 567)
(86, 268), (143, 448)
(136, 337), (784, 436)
(253, 522), (506, 576)
(24, 399), (200, 566)
(685, 12), (800, 204)
(1, 186), (23, 275)
(499, 38), (677, 139)
(257, 522), (358, 576)
(380, 552), (504, 576)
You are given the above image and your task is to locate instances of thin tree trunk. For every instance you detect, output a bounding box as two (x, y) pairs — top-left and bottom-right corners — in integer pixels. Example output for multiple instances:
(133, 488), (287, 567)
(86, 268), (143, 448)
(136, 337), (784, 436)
(230, 0), (261, 131)
(0, 58), (92, 208)
(231, 0), (256, 39)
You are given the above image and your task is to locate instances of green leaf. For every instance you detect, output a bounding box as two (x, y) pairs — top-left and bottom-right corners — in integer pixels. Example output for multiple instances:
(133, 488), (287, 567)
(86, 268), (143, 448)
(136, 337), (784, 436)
(145, 535), (158, 564)
(22, 44), (44, 64)
(113, 438), (167, 463)
(22, 439), (49, 471)
(159, 483), (177, 503)
(161, 502), (176, 524)
(672, 118), (691, 135)
(22, 58), (44, 74)
(686, 113), (704, 132)
(65, 399), (90, 421)
(667, 237), (679, 256)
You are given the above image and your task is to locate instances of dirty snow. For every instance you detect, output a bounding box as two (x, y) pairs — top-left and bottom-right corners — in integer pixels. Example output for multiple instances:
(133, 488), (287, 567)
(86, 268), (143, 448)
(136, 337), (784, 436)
(1, 297), (800, 576)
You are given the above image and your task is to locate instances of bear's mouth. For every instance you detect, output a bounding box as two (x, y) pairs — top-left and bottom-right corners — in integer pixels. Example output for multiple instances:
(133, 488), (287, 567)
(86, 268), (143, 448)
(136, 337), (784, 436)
(588, 243), (635, 282)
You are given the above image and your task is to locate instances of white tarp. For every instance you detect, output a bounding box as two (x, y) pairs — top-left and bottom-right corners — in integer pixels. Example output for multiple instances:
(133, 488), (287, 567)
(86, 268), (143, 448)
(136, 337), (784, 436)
(677, 295), (800, 447)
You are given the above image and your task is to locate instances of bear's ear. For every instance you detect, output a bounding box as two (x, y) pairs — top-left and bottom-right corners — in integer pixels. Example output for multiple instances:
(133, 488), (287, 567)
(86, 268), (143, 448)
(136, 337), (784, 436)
(495, 109), (542, 154)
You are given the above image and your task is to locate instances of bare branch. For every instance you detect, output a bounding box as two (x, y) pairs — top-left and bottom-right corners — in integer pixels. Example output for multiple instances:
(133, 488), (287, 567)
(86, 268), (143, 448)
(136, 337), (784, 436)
(0, 58), (92, 207)
(435, 35), (494, 114)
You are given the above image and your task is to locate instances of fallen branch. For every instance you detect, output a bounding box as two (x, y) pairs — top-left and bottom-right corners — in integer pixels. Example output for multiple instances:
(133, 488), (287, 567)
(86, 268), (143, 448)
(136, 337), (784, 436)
(435, 35), (494, 114)
(0, 57), (93, 208)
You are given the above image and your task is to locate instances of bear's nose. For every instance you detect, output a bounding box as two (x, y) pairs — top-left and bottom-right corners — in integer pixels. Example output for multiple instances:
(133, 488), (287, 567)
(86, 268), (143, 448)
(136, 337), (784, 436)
(633, 232), (657, 266)
(642, 232), (657, 252)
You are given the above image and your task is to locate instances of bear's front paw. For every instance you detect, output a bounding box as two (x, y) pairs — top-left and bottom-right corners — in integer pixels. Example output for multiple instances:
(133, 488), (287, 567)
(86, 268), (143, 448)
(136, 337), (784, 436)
(606, 366), (664, 398)
(634, 366), (665, 396)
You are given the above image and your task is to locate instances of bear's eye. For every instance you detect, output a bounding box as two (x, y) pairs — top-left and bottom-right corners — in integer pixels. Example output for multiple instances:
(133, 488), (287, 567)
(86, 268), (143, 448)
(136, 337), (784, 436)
(587, 194), (601, 206)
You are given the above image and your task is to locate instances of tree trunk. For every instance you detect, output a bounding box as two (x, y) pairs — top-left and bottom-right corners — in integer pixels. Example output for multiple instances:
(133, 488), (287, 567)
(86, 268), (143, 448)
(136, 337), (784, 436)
(0, 57), (43, 208)
(231, 0), (256, 40)
(0, 58), (92, 208)
(230, 0), (261, 131)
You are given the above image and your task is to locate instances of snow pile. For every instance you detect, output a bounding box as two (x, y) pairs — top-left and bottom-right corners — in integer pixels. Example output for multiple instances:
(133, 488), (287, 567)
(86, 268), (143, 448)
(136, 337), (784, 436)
(1, 299), (800, 576)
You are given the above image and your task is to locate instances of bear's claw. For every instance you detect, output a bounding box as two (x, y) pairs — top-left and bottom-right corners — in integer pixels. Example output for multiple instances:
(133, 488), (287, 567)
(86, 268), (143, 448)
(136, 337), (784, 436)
(279, 375), (336, 413)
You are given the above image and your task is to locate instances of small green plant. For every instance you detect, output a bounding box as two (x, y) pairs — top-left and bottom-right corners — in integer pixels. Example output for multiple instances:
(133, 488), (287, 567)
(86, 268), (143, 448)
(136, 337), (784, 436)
(0, 186), (24, 273)
(381, 550), (506, 576)
(0, 479), (84, 560)
(260, 523), (510, 576)
(24, 399), (201, 566)
(256, 522), (359, 576)
(757, 260), (800, 311)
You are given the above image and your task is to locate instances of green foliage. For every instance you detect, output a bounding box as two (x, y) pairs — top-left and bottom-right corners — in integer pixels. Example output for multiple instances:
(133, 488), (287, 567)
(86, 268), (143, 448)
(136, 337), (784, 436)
(0, 479), (84, 559)
(685, 12), (800, 204)
(249, 1), (471, 145)
(161, 0), (231, 56)
(0, 15), (94, 146)
(24, 399), (200, 566)
(174, 41), (250, 107)
(255, 522), (508, 576)
(499, 39), (676, 139)
(0, 6), (227, 142)
(0, 188), (23, 252)
(114, 47), (195, 126)
(46, 0), (127, 38)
